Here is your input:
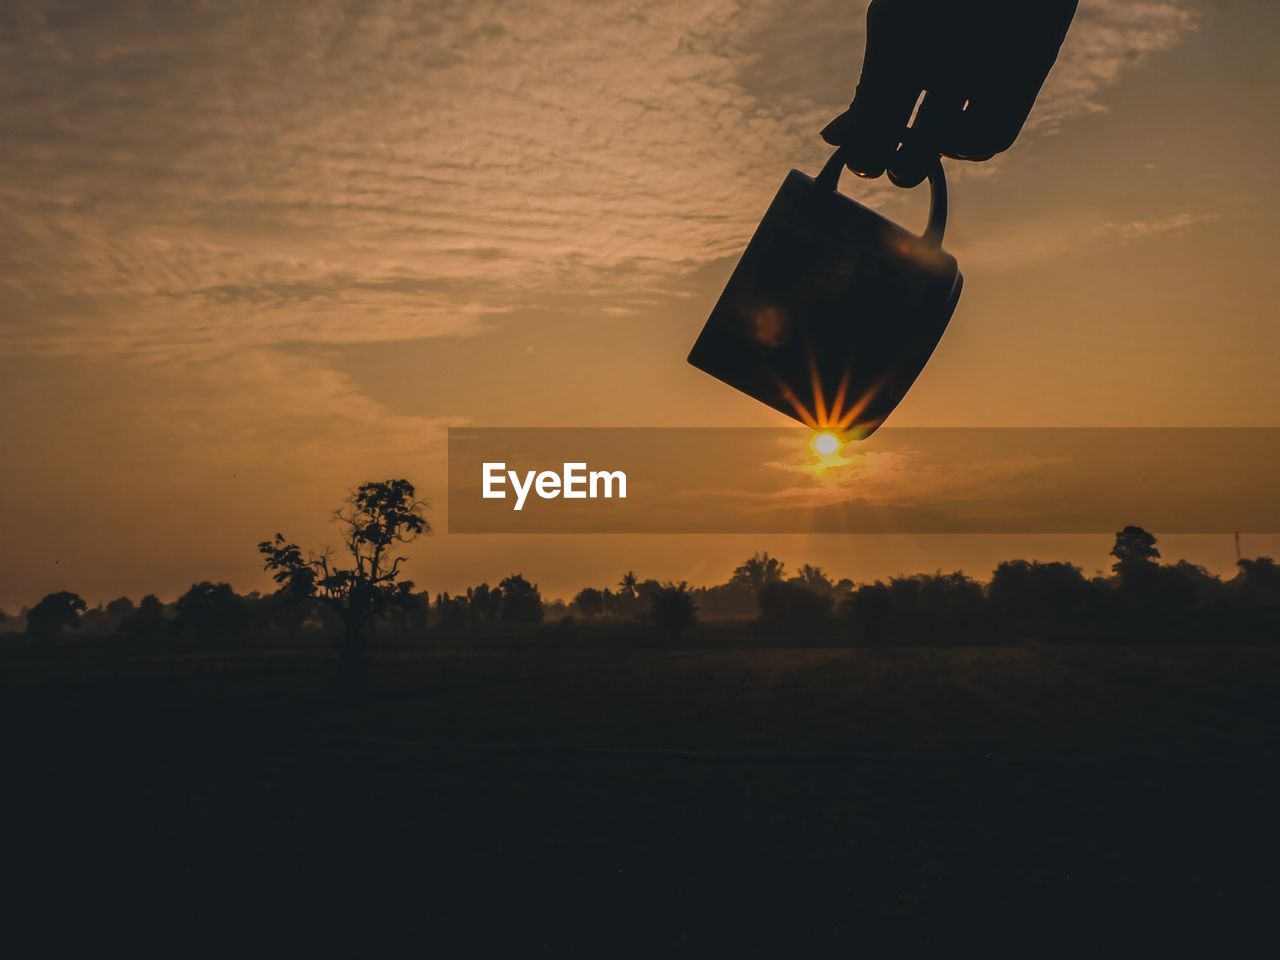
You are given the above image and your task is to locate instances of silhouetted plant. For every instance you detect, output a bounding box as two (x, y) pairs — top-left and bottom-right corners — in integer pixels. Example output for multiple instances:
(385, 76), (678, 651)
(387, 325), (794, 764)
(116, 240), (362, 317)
(1113, 565), (1199, 633)
(26, 591), (86, 639)
(695, 582), (764, 619)
(264, 591), (315, 639)
(730, 552), (787, 592)
(607, 581), (647, 619)
(573, 587), (606, 618)
(259, 479), (429, 690)
(393, 590), (432, 635)
(839, 572), (983, 639)
(467, 583), (501, 625)
(498, 574), (543, 624)
(1111, 525), (1160, 577)
(80, 603), (113, 635)
(789, 564), (834, 594)
(1234, 556), (1280, 608)
(646, 581), (697, 640)
(104, 596), (135, 630)
(435, 592), (468, 631)
(1168, 560), (1228, 610)
(618, 571), (638, 600)
(839, 581), (891, 642)
(988, 560), (1093, 628)
(1104, 528), (1200, 633)
(759, 580), (833, 634)
(891, 572), (985, 634)
(123, 594), (166, 639)
(173, 582), (249, 643)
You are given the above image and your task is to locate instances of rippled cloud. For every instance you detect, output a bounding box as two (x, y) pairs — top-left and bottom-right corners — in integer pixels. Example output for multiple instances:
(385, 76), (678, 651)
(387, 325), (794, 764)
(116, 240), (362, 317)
(0, 0), (1200, 360)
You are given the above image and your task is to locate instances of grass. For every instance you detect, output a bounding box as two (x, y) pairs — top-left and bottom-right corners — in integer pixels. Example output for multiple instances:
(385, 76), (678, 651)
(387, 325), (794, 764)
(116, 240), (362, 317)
(4, 631), (1280, 950)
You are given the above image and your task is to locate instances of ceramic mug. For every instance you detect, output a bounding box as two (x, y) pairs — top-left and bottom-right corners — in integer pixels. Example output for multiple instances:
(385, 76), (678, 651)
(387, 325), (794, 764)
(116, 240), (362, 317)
(688, 147), (963, 438)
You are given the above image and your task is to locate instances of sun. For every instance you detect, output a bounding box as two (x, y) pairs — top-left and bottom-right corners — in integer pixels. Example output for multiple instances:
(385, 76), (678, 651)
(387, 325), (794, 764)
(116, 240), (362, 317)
(812, 431), (841, 456)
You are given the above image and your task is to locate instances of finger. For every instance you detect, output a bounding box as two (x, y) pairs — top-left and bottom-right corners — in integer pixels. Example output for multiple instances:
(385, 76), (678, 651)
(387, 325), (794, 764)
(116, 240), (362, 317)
(945, 87), (1039, 160)
(888, 88), (965, 187)
(820, 0), (922, 179)
(944, 0), (1078, 159)
(821, 77), (921, 180)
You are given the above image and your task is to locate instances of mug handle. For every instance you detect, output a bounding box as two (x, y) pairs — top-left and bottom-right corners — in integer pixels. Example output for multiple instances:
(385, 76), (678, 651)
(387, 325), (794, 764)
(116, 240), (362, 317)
(815, 147), (948, 248)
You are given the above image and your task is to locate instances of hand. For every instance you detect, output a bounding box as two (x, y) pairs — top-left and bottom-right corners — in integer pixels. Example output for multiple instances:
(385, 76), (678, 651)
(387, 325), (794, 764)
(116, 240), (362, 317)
(821, 0), (1079, 187)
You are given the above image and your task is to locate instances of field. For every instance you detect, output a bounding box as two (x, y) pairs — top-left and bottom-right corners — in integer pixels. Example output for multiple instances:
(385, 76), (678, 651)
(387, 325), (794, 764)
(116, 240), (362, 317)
(5, 633), (1280, 951)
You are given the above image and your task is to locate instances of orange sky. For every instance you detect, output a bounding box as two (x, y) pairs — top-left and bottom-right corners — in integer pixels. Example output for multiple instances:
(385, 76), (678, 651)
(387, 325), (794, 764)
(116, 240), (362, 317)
(2, 0), (1278, 608)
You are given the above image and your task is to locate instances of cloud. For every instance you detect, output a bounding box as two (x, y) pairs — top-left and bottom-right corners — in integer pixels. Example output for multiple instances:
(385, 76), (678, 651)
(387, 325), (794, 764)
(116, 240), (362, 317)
(1094, 211), (1219, 243)
(0, 0), (774, 359)
(1031, 1), (1199, 134)
(0, 0), (1200, 361)
(957, 207), (1218, 269)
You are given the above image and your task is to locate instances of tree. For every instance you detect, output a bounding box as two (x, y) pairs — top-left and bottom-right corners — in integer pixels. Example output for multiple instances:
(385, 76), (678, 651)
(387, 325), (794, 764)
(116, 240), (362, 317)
(104, 596), (135, 632)
(610, 577), (647, 618)
(173, 582), (249, 643)
(1168, 560), (1227, 610)
(466, 583), (501, 625)
(81, 603), (113, 635)
(26, 591), (86, 639)
(840, 581), (892, 642)
(790, 564), (834, 593)
(1111, 525), (1160, 575)
(498, 574), (543, 624)
(889, 572), (985, 634)
(1234, 556), (1280, 608)
(618, 571), (638, 599)
(988, 560), (1093, 628)
(435, 592), (468, 631)
(838, 572), (983, 639)
(574, 587), (606, 618)
(730, 552), (786, 592)
(1105, 528), (1200, 633)
(646, 581), (697, 640)
(759, 580), (833, 634)
(264, 590), (316, 639)
(123, 594), (166, 639)
(395, 590), (432, 635)
(260, 479), (430, 689)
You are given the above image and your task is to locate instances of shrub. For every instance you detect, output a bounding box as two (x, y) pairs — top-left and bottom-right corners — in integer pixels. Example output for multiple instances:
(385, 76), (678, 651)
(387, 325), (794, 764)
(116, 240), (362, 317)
(759, 581), (833, 634)
(498, 575), (544, 625)
(646, 581), (697, 640)
(172, 582), (249, 643)
(26, 591), (87, 639)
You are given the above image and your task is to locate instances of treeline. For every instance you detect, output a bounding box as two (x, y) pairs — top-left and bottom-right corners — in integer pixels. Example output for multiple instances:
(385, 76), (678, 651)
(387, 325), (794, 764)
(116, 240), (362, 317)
(4, 526), (1279, 646)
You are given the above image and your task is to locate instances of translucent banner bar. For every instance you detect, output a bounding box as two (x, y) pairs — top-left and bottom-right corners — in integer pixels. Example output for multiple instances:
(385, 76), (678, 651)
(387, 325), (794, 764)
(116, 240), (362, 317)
(447, 428), (1280, 534)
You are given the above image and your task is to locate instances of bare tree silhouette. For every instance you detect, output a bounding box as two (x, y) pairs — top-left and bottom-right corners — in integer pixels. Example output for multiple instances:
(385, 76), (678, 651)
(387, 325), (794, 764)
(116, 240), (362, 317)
(259, 479), (429, 692)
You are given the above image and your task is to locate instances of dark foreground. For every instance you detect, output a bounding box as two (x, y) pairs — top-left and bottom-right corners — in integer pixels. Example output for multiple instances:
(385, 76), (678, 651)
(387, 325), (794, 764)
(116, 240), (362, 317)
(5, 636), (1280, 952)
